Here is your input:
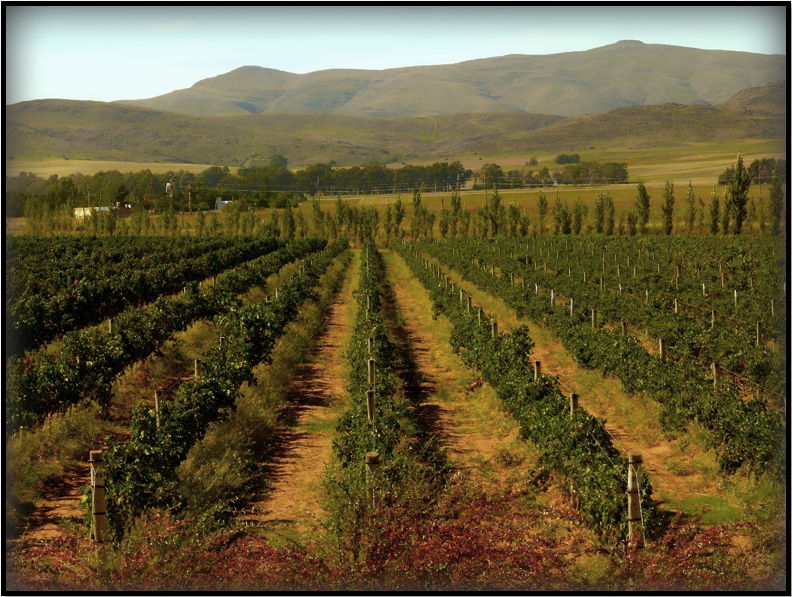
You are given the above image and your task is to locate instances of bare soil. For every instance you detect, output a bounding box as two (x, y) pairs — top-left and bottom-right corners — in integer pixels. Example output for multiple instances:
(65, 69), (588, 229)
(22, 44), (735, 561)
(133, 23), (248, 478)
(21, 468), (89, 543)
(381, 250), (525, 478)
(239, 290), (352, 533)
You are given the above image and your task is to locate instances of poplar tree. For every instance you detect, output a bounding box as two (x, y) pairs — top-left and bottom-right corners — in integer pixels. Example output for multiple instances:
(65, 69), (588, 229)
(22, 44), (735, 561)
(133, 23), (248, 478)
(729, 152), (751, 234)
(768, 171), (784, 235)
(537, 191), (548, 236)
(635, 181), (651, 234)
(684, 181), (696, 234)
(660, 180), (675, 235)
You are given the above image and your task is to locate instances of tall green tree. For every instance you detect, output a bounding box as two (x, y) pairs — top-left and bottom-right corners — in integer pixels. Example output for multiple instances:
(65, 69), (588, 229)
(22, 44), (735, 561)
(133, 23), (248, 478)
(684, 181), (696, 234)
(536, 191), (548, 236)
(660, 180), (675, 235)
(394, 194), (405, 239)
(450, 189), (463, 237)
(604, 193), (615, 235)
(722, 186), (732, 235)
(594, 194), (605, 234)
(635, 181), (651, 234)
(708, 187), (720, 235)
(507, 200), (520, 237)
(488, 186), (506, 235)
(729, 152), (751, 234)
(572, 197), (584, 235)
(767, 171), (784, 235)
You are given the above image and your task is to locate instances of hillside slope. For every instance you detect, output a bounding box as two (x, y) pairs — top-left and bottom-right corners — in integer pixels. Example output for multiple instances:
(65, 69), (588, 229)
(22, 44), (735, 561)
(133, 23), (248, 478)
(6, 82), (785, 168)
(114, 41), (785, 118)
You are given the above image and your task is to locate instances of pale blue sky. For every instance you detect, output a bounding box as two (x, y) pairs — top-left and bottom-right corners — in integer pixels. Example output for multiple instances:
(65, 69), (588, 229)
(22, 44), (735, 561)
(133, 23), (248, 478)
(5, 5), (787, 105)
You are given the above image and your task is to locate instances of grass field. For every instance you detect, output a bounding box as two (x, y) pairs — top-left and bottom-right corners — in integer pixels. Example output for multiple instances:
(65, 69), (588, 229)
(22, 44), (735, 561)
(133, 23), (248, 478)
(5, 159), (230, 178)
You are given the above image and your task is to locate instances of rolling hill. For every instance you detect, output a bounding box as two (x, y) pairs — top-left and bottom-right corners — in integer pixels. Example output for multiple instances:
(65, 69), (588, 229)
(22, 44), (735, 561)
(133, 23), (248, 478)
(114, 41), (786, 118)
(5, 81), (786, 169)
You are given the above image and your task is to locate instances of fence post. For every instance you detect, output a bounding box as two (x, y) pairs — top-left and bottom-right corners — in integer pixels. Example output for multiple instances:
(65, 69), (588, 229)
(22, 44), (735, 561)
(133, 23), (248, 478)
(275, 289), (279, 299)
(194, 359), (200, 379)
(108, 318), (113, 335)
(591, 309), (597, 329)
(570, 392), (578, 417)
(478, 308), (483, 325)
(711, 362), (719, 387)
(621, 320), (627, 336)
(627, 453), (643, 548)
(491, 320), (498, 339)
(89, 450), (107, 543)
(550, 290), (555, 307)
(365, 451), (380, 506)
(368, 359), (375, 386)
(674, 298), (678, 314)
(569, 298), (574, 316)
(710, 310), (715, 330)
(600, 277), (604, 292)
(534, 360), (541, 381)
(466, 296), (472, 314)
(658, 338), (665, 362)
(756, 321), (760, 347)
(366, 390), (375, 422)
(771, 299), (775, 317)
(154, 391), (160, 428)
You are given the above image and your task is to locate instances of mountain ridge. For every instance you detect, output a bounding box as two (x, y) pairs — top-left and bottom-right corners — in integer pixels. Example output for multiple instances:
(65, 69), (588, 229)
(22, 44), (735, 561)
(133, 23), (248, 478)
(110, 41), (785, 118)
(6, 81), (785, 168)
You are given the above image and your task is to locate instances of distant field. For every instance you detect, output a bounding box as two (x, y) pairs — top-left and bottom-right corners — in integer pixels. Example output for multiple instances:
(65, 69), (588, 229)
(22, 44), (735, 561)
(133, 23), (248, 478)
(5, 159), (232, 178)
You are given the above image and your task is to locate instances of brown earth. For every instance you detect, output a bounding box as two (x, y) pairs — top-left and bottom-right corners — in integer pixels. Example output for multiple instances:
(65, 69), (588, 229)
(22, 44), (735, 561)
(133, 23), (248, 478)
(21, 468), (89, 543)
(239, 283), (353, 533)
(381, 250), (527, 479)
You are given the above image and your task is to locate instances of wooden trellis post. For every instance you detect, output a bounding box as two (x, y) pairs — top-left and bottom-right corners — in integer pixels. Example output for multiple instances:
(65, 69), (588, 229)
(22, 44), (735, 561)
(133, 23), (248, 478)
(154, 391), (161, 428)
(591, 309), (598, 329)
(89, 450), (107, 542)
(711, 362), (719, 387)
(491, 320), (498, 339)
(466, 296), (472, 314)
(368, 359), (375, 386)
(658, 338), (665, 362)
(366, 390), (375, 422)
(550, 290), (555, 307)
(478, 308), (483, 325)
(570, 392), (578, 417)
(627, 453), (643, 548)
(194, 359), (200, 379)
(569, 298), (574, 316)
(108, 319), (113, 334)
(534, 360), (541, 381)
(367, 337), (373, 354)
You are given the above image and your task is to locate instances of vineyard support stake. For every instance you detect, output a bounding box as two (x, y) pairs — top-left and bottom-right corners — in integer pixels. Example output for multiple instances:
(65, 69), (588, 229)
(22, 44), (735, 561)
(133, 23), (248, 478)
(154, 391), (160, 428)
(534, 361), (541, 381)
(491, 320), (498, 340)
(108, 319), (113, 335)
(367, 337), (373, 354)
(194, 359), (200, 379)
(591, 309), (598, 329)
(466, 296), (472, 314)
(366, 390), (375, 422)
(569, 298), (574, 316)
(711, 362), (719, 386)
(368, 359), (375, 386)
(570, 392), (578, 417)
(627, 453), (643, 548)
(89, 450), (107, 542)
(621, 320), (627, 336)
(658, 339), (665, 362)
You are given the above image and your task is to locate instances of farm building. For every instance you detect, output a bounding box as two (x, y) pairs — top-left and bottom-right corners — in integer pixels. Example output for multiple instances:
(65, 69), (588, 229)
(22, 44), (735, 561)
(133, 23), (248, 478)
(215, 197), (232, 211)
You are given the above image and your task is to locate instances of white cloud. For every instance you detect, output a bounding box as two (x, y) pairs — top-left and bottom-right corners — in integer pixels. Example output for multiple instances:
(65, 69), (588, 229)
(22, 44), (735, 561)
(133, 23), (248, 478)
(149, 20), (195, 35)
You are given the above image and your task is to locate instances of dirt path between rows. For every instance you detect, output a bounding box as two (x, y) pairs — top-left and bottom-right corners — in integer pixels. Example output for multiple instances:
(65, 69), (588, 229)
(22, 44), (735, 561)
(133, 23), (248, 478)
(239, 280), (353, 534)
(382, 250), (517, 474)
